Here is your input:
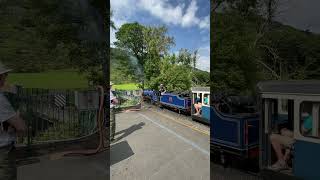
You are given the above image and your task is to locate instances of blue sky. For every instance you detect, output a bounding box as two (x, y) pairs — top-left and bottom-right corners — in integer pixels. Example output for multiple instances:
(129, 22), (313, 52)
(111, 0), (210, 72)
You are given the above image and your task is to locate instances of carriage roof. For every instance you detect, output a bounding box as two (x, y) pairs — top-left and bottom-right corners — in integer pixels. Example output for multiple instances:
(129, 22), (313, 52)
(257, 80), (320, 98)
(191, 87), (210, 93)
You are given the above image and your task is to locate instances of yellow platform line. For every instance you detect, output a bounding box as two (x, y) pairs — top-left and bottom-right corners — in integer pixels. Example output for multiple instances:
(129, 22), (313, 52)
(150, 108), (210, 136)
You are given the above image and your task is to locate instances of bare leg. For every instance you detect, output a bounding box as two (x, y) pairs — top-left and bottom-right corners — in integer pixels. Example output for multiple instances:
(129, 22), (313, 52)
(283, 149), (291, 161)
(270, 134), (284, 161)
(194, 104), (199, 114)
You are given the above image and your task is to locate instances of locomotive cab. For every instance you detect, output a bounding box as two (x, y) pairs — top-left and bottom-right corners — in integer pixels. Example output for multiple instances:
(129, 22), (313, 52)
(258, 81), (320, 180)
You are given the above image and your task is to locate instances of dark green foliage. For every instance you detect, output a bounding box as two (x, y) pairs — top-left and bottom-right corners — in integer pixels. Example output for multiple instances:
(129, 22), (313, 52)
(211, 1), (320, 95)
(0, 0), (79, 72)
(145, 54), (193, 91)
(193, 69), (210, 86)
(258, 24), (320, 80)
(0, 0), (108, 86)
(212, 12), (260, 95)
(110, 48), (137, 84)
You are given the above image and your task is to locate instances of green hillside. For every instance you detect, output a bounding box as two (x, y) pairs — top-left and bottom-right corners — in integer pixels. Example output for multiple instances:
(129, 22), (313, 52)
(211, 9), (320, 95)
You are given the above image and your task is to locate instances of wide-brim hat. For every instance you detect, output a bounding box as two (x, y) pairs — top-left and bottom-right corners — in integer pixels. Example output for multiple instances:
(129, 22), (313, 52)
(0, 62), (12, 75)
(301, 112), (309, 117)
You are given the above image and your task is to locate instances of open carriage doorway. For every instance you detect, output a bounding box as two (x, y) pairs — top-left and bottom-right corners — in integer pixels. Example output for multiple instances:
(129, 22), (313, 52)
(261, 98), (295, 175)
(192, 92), (202, 115)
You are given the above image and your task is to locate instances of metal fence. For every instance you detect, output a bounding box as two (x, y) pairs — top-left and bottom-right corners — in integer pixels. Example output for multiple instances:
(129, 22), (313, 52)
(4, 87), (100, 146)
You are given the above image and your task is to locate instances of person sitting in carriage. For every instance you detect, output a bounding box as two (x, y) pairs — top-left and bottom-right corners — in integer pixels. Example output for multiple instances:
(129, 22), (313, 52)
(203, 96), (209, 105)
(159, 84), (166, 95)
(269, 111), (313, 171)
(194, 95), (202, 115)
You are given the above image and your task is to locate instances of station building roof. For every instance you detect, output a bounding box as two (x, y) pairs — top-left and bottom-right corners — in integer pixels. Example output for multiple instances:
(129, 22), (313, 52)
(191, 87), (210, 92)
(257, 80), (320, 95)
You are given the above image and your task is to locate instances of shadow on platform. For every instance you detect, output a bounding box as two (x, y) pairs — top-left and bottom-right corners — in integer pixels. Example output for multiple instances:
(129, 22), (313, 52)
(110, 140), (134, 166)
(114, 122), (145, 142)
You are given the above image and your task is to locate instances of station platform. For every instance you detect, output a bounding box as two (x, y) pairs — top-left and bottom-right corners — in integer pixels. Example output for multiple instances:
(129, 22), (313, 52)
(110, 106), (210, 180)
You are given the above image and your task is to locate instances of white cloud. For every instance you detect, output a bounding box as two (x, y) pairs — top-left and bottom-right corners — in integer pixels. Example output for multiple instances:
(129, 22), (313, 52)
(198, 46), (210, 53)
(138, 0), (209, 29)
(197, 55), (210, 72)
(110, 0), (132, 46)
(110, 0), (210, 54)
(110, 29), (116, 47)
(110, 18), (127, 46)
(201, 36), (209, 43)
(111, 0), (135, 18)
(181, 0), (199, 27)
(138, 0), (184, 26)
(196, 46), (210, 72)
(111, 0), (209, 30)
(199, 15), (210, 29)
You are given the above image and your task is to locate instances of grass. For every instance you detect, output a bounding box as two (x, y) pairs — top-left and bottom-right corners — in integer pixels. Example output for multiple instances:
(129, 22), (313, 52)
(7, 69), (140, 90)
(7, 70), (88, 89)
(114, 83), (140, 90)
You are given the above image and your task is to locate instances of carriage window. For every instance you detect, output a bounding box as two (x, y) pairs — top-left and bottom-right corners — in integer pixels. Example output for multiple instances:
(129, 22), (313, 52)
(278, 99), (288, 114)
(193, 93), (197, 103)
(300, 101), (320, 138)
(203, 94), (209, 105)
(198, 93), (202, 103)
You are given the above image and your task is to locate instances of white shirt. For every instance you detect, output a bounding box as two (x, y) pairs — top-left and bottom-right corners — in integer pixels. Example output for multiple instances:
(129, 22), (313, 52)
(0, 92), (16, 147)
(110, 90), (116, 108)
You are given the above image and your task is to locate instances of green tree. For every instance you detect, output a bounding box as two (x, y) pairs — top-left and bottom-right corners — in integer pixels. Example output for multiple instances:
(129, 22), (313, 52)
(177, 49), (193, 68)
(211, 11), (261, 95)
(115, 22), (146, 66)
(147, 55), (192, 92)
(110, 48), (137, 84)
(193, 69), (210, 86)
(115, 23), (175, 88)
(143, 25), (174, 83)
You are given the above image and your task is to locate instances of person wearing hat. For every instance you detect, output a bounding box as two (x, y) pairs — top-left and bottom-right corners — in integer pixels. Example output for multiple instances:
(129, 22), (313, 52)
(0, 62), (26, 179)
(109, 81), (118, 141)
(159, 83), (166, 95)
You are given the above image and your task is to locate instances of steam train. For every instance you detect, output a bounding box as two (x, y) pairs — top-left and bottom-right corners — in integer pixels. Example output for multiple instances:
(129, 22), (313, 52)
(211, 82), (320, 180)
(142, 87), (210, 124)
(144, 81), (320, 180)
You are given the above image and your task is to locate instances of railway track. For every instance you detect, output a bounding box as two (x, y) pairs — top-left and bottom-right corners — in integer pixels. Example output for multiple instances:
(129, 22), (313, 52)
(211, 160), (262, 180)
(210, 146), (262, 179)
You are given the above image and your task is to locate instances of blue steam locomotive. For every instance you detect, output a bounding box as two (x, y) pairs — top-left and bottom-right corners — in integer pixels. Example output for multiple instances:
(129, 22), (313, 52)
(143, 87), (210, 124)
(143, 89), (191, 114)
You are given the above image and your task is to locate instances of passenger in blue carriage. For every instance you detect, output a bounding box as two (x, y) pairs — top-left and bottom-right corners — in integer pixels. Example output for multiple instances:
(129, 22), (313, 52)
(159, 84), (166, 95)
(269, 110), (313, 171)
(203, 96), (209, 105)
(194, 95), (202, 115)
